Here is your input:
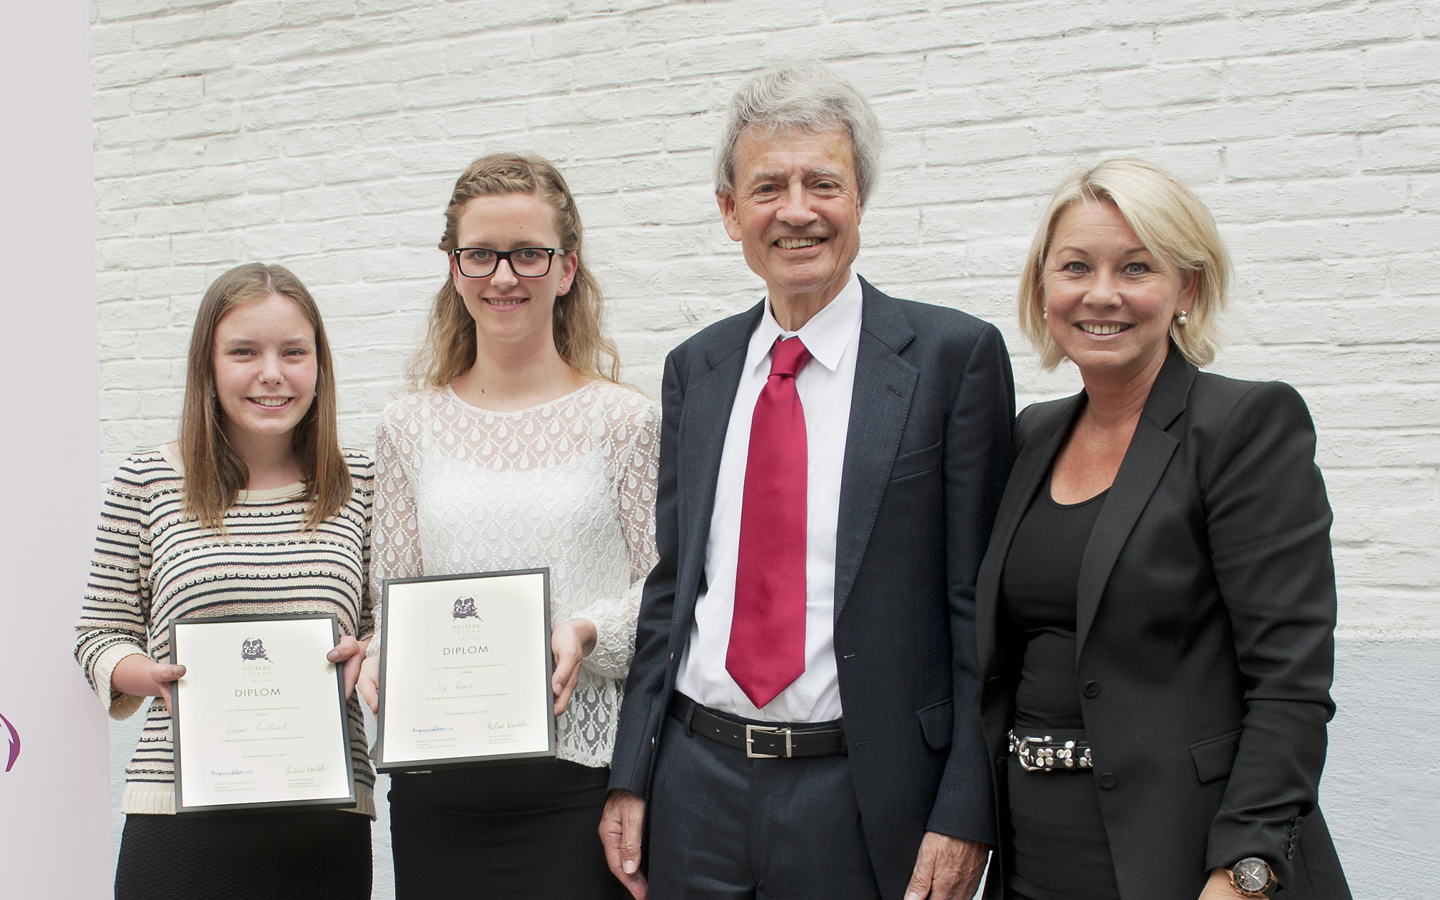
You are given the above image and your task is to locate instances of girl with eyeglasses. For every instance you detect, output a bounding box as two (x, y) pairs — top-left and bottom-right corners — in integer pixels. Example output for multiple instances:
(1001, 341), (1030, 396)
(358, 153), (657, 898)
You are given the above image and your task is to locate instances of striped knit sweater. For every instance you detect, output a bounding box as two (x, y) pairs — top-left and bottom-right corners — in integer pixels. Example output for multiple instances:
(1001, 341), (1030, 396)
(74, 445), (376, 817)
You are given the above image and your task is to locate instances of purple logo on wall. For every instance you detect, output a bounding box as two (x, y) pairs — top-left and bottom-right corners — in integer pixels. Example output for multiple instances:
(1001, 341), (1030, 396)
(241, 638), (270, 662)
(1, 711), (18, 773)
(452, 597), (479, 620)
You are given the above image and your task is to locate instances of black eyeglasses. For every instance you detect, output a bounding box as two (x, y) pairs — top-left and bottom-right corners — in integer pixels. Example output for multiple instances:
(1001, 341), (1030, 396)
(452, 247), (565, 278)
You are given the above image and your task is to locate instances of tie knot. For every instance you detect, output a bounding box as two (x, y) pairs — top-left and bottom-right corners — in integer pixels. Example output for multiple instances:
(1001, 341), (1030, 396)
(769, 337), (811, 379)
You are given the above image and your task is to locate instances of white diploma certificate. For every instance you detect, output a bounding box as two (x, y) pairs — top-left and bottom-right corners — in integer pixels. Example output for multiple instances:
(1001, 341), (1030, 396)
(169, 614), (356, 813)
(375, 569), (555, 771)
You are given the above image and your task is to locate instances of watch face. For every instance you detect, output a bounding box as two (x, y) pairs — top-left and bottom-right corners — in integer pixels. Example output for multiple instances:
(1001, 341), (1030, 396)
(1234, 858), (1271, 892)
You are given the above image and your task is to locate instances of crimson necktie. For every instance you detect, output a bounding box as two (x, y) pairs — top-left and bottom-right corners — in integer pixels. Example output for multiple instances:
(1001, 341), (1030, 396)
(727, 336), (812, 709)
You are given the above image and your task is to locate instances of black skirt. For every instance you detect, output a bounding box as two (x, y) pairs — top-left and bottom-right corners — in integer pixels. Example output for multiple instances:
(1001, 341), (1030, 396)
(388, 758), (625, 900)
(115, 808), (371, 900)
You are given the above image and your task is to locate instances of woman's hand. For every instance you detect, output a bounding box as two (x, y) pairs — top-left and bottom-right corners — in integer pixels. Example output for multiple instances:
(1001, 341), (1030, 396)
(357, 653), (380, 715)
(551, 618), (597, 716)
(327, 636), (371, 702)
(1198, 867), (1238, 899)
(110, 653), (186, 709)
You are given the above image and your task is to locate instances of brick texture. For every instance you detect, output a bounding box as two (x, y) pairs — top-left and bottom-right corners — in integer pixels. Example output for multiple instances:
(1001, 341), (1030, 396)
(92, 0), (1440, 647)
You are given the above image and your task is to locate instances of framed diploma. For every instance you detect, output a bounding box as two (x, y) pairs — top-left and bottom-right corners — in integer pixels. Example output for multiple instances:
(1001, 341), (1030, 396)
(169, 613), (356, 814)
(374, 568), (555, 772)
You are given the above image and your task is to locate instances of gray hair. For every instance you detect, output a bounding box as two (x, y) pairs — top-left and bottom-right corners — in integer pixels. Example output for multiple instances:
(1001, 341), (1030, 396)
(714, 60), (884, 208)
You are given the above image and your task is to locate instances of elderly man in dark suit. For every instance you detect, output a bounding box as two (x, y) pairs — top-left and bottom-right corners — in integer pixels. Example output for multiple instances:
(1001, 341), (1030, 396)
(600, 60), (1015, 900)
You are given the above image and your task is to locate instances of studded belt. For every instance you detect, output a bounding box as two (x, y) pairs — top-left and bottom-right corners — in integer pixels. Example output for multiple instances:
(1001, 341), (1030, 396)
(1009, 730), (1093, 772)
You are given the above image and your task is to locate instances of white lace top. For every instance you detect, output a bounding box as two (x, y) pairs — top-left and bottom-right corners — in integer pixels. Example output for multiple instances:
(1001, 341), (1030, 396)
(372, 381), (659, 767)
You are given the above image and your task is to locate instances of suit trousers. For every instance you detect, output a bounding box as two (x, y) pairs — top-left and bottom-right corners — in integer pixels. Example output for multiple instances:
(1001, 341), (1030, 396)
(648, 709), (883, 899)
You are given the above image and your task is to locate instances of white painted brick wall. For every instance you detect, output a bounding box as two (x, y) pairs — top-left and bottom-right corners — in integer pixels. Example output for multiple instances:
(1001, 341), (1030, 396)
(91, 0), (1440, 643)
(90, 1), (1440, 893)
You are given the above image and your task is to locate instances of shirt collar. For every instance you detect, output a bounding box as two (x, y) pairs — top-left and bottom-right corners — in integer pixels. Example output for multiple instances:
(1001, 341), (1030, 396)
(749, 272), (863, 375)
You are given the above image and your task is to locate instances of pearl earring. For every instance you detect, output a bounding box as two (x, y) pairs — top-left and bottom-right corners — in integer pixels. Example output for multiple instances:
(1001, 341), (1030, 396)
(1042, 308), (1048, 320)
(1176, 310), (1189, 326)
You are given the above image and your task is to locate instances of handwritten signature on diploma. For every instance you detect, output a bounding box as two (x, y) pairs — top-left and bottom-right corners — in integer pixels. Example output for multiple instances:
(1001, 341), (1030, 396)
(432, 677), (478, 694)
(487, 719), (529, 731)
(224, 720), (290, 734)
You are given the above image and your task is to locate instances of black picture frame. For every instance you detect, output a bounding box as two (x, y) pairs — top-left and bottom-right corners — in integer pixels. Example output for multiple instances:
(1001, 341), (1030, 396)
(170, 612), (357, 815)
(374, 568), (555, 773)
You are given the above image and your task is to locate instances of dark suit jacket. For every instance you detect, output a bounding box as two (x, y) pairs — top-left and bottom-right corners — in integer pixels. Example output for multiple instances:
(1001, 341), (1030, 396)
(977, 347), (1350, 899)
(609, 278), (1015, 897)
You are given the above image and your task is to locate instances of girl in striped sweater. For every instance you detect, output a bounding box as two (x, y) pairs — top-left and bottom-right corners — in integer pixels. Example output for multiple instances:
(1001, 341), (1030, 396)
(75, 263), (375, 899)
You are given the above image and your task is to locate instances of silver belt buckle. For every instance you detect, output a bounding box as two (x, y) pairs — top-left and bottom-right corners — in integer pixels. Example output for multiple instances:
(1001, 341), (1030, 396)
(1015, 734), (1047, 772)
(745, 723), (793, 758)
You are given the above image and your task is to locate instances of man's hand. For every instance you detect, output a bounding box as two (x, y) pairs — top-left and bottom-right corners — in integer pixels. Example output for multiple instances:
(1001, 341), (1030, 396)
(905, 831), (989, 900)
(327, 636), (370, 701)
(599, 788), (648, 899)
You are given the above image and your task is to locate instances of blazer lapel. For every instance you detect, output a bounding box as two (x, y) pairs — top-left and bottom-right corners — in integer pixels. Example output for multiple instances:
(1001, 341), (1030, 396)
(834, 280), (918, 621)
(674, 304), (761, 619)
(1074, 348), (1195, 653)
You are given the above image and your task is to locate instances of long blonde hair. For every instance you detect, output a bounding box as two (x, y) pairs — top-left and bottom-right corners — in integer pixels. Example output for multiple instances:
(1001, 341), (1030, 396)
(180, 263), (351, 531)
(410, 153), (620, 389)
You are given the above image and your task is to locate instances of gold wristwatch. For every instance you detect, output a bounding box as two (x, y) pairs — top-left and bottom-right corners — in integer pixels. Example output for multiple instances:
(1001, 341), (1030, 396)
(1228, 857), (1277, 897)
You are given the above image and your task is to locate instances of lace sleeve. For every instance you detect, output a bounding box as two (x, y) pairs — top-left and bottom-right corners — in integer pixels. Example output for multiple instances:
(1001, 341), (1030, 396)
(370, 407), (425, 649)
(577, 394), (660, 679)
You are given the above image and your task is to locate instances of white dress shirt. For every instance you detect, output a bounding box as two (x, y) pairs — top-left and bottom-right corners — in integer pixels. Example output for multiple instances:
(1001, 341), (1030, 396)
(675, 272), (863, 722)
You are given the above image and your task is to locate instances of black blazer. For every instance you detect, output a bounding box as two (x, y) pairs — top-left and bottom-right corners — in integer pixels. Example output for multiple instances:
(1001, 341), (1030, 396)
(610, 278), (1015, 898)
(977, 348), (1350, 899)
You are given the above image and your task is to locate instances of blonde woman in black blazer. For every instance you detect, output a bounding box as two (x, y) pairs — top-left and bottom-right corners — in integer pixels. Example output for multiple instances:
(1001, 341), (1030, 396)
(976, 159), (1350, 900)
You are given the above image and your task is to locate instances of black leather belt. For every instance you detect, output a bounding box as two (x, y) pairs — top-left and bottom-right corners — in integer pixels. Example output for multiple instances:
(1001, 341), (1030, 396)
(668, 693), (845, 759)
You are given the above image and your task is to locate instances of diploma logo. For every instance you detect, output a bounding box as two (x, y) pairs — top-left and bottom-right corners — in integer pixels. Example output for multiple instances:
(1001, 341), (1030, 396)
(0, 711), (18, 773)
(241, 638), (271, 662)
(452, 597), (480, 620)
